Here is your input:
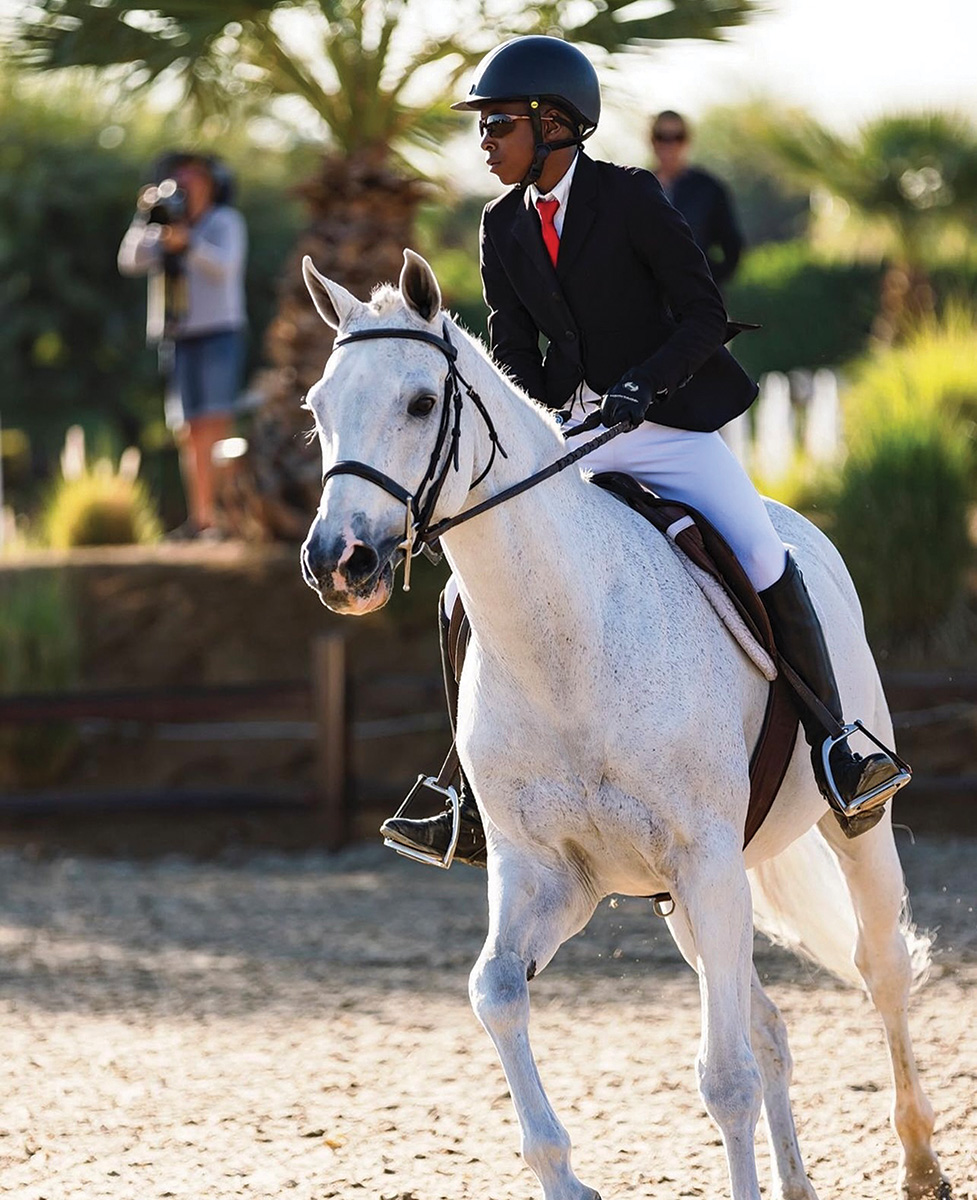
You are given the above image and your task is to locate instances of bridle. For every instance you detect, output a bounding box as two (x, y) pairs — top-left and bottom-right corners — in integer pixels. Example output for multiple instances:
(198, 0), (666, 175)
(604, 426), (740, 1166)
(320, 320), (628, 590)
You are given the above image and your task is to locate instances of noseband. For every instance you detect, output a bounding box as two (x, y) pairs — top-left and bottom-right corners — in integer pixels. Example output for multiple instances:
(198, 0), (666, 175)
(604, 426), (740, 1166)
(321, 320), (628, 590)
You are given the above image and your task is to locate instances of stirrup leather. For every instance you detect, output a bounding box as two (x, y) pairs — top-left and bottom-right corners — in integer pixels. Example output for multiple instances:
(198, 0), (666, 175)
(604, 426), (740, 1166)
(821, 720), (912, 816)
(382, 773), (462, 869)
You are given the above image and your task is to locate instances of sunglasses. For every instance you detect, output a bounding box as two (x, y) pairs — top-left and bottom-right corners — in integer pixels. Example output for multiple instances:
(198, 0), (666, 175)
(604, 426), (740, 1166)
(653, 132), (687, 144)
(478, 113), (532, 139)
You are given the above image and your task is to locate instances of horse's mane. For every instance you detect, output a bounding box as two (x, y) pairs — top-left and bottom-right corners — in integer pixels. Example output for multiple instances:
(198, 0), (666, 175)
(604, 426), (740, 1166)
(361, 283), (563, 437)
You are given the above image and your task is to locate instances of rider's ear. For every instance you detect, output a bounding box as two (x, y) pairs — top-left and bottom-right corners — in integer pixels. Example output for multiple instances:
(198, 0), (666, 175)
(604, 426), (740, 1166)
(400, 249), (441, 323)
(302, 256), (363, 329)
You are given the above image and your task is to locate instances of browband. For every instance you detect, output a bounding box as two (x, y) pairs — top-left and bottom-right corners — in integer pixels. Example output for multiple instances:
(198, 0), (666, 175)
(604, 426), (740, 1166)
(334, 326), (458, 362)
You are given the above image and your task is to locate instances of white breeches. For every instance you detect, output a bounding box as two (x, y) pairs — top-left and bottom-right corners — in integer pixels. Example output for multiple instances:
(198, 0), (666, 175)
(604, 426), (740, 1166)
(442, 416), (788, 619)
(573, 416), (787, 591)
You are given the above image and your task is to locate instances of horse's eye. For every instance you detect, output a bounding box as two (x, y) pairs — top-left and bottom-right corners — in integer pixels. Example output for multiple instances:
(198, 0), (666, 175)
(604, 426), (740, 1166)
(408, 393), (437, 417)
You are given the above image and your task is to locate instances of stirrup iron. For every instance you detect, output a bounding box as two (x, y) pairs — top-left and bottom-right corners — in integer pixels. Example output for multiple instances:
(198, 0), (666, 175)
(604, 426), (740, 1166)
(382, 774), (461, 869)
(821, 720), (912, 816)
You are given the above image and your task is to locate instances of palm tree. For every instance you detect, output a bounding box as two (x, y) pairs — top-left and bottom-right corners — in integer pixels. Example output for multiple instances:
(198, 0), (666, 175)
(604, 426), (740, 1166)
(11, 0), (762, 537)
(765, 112), (977, 344)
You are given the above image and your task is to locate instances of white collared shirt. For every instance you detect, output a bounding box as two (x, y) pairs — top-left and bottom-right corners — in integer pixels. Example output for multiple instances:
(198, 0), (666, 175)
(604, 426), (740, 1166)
(529, 151), (579, 238)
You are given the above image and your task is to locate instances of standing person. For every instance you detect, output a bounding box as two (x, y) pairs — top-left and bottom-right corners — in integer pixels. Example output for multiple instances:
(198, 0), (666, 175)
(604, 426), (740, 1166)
(651, 109), (744, 287)
(119, 152), (247, 537)
(381, 36), (905, 866)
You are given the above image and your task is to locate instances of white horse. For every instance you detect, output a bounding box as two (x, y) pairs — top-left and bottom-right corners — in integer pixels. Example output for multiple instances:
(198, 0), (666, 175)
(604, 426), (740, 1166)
(298, 249), (950, 1200)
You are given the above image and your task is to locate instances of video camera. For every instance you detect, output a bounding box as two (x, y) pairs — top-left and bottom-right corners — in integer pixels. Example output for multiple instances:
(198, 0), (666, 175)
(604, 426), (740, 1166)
(137, 178), (188, 226)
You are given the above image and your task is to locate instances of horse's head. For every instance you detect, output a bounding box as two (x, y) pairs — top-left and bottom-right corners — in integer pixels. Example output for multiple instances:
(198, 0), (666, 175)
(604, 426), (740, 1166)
(300, 250), (479, 614)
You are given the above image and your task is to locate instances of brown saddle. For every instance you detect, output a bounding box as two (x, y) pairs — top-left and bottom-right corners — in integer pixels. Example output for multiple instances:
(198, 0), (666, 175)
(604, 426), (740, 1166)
(446, 470), (799, 857)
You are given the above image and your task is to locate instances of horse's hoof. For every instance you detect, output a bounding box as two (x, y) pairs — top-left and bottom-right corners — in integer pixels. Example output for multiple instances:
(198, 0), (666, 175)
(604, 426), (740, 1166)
(902, 1176), (952, 1200)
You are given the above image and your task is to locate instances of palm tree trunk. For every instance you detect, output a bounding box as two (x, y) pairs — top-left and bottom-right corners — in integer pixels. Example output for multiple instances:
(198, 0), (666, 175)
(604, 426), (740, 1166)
(224, 150), (427, 540)
(871, 262), (936, 346)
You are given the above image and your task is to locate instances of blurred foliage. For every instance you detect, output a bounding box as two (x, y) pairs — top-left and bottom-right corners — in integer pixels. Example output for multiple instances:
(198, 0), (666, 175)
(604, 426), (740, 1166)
(44, 466), (163, 548)
(843, 302), (977, 444)
(0, 68), (307, 464)
(415, 195), (487, 337)
(826, 422), (973, 651)
(820, 308), (977, 650)
(693, 102), (811, 247)
(10, 0), (761, 166)
(724, 242), (885, 374)
(0, 570), (80, 786)
(762, 112), (977, 265)
(0, 572), (79, 693)
(725, 241), (977, 375)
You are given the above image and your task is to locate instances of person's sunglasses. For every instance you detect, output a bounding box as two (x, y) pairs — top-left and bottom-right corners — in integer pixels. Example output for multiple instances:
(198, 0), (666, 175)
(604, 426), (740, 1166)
(653, 131), (687, 144)
(478, 113), (532, 139)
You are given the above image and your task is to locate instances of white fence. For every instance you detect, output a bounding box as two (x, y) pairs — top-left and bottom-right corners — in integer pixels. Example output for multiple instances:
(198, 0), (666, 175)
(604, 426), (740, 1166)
(723, 368), (843, 482)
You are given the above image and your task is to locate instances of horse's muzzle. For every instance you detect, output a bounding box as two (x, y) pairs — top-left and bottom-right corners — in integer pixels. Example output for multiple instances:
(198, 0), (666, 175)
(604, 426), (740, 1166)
(301, 521), (398, 614)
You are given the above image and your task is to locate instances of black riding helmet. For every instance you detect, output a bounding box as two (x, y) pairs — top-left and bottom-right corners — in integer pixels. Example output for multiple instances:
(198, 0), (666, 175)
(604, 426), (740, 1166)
(451, 36), (601, 188)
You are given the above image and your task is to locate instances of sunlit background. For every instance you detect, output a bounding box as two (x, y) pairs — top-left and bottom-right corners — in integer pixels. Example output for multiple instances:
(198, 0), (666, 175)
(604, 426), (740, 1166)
(0, 3), (975, 1195)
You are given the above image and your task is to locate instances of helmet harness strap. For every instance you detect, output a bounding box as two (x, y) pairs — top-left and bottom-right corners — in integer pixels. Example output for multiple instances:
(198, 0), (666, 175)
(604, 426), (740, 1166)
(519, 98), (585, 189)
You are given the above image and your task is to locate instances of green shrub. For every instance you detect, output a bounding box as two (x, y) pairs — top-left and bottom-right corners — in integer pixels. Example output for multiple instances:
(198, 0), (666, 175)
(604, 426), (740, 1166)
(44, 466), (162, 547)
(843, 304), (977, 449)
(0, 570), (80, 787)
(725, 241), (884, 375)
(827, 421), (973, 649)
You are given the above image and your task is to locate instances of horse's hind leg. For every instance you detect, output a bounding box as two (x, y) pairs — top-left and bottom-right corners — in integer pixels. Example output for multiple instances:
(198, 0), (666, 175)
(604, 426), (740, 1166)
(818, 814), (951, 1199)
(749, 966), (819, 1200)
(470, 855), (601, 1200)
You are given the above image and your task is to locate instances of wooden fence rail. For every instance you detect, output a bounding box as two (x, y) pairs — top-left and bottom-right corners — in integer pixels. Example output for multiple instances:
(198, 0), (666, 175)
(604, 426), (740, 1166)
(0, 632), (349, 849)
(1, 658), (974, 850)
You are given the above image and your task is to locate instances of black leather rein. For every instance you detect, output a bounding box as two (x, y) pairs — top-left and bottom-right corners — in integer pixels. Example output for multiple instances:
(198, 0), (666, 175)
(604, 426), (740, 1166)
(321, 321), (628, 589)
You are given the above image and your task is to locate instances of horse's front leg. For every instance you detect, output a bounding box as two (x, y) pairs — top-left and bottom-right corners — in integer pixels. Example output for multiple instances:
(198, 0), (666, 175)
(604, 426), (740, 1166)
(671, 838), (765, 1200)
(469, 851), (601, 1200)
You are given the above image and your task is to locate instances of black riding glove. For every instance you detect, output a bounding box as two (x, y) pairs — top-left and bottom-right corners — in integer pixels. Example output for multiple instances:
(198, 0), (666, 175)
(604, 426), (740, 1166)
(600, 368), (666, 429)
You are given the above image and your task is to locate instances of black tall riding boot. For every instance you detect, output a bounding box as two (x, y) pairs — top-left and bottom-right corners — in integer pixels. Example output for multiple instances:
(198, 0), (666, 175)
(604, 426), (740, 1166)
(760, 553), (906, 837)
(380, 597), (487, 867)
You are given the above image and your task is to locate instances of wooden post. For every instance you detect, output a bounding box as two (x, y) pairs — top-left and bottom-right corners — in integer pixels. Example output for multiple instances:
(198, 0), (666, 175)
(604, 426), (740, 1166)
(312, 632), (348, 850)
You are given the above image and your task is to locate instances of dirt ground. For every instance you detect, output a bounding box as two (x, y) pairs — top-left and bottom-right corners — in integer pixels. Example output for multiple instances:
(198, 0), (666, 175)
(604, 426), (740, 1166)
(0, 830), (974, 1200)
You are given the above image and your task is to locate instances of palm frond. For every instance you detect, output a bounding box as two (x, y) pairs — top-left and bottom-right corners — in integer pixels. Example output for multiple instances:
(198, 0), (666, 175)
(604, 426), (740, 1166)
(536, 0), (764, 50)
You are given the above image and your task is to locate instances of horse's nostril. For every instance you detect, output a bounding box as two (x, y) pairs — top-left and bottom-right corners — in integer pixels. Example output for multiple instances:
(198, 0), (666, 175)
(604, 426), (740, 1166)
(342, 542), (379, 584)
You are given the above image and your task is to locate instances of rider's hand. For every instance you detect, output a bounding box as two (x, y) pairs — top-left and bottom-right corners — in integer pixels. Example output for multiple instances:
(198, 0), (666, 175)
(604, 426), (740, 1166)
(600, 368), (665, 430)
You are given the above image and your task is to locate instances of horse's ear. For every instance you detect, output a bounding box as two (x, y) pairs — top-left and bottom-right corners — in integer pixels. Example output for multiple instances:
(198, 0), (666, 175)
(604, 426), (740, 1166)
(302, 256), (362, 329)
(399, 249), (441, 323)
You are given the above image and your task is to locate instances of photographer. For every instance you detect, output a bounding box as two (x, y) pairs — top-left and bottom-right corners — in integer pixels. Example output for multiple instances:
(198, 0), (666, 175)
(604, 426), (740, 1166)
(118, 152), (247, 537)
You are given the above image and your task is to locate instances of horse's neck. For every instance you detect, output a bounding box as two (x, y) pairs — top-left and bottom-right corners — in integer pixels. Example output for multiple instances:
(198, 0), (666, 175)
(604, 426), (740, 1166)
(442, 330), (644, 653)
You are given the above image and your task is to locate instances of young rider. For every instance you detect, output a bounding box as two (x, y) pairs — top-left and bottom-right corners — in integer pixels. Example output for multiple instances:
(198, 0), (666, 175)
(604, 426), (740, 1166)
(381, 36), (906, 864)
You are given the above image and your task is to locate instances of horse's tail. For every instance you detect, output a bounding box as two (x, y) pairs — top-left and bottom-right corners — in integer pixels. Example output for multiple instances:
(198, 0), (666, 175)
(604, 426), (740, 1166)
(748, 826), (932, 990)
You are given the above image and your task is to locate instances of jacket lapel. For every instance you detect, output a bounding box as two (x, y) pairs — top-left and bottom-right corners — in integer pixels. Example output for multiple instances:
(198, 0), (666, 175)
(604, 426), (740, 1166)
(511, 185), (560, 290)
(555, 152), (598, 278)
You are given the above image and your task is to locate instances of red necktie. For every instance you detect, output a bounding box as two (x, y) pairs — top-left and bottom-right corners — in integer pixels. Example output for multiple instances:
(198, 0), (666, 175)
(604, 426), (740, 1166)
(536, 197), (560, 267)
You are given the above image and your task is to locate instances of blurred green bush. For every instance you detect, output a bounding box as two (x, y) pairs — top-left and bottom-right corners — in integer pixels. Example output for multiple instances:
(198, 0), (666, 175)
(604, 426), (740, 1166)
(725, 242), (885, 374)
(0, 571), (80, 786)
(829, 422), (972, 649)
(843, 304), (977, 440)
(44, 465), (162, 548)
(822, 310), (977, 650)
